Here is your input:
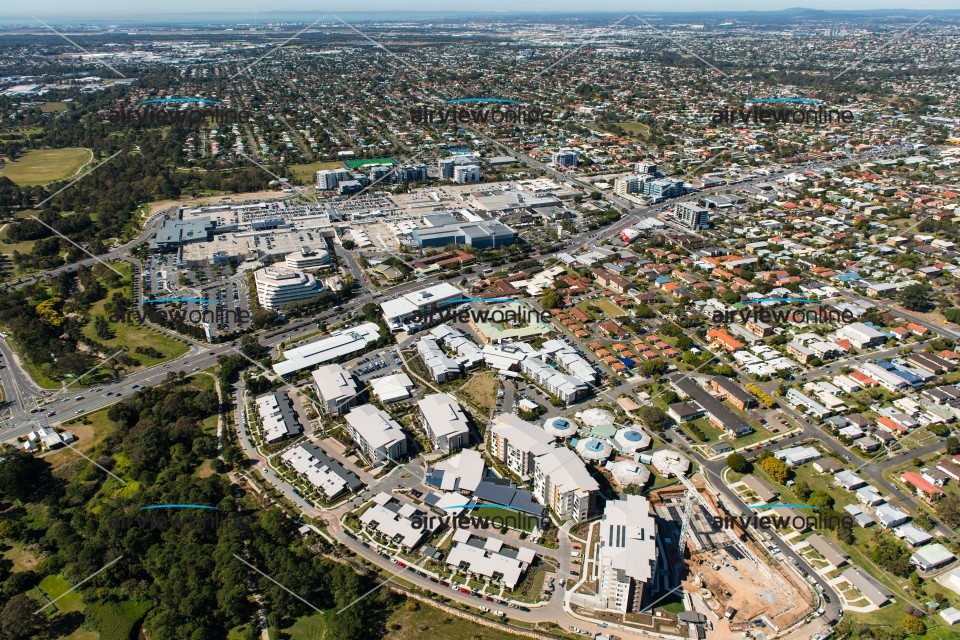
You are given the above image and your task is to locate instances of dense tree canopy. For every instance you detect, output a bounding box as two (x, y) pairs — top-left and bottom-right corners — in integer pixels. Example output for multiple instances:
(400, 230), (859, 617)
(0, 378), (395, 640)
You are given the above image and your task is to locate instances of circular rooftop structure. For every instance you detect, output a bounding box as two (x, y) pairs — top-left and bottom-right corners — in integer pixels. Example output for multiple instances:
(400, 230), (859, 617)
(578, 408), (616, 429)
(610, 460), (651, 488)
(543, 416), (579, 439)
(576, 437), (613, 461)
(651, 449), (691, 478)
(614, 427), (652, 453)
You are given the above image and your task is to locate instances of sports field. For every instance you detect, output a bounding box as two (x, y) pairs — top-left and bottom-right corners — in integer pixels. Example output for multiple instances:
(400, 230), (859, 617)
(40, 102), (69, 113)
(289, 159), (347, 183)
(0, 147), (92, 186)
(343, 157), (397, 169)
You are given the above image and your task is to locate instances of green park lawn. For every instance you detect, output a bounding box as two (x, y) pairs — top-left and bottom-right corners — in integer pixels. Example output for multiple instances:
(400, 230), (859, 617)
(80, 262), (189, 369)
(610, 121), (651, 138)
(0, 148), (92, 186)
(289, 159), (346, 183)
(36, 574), (85, 613)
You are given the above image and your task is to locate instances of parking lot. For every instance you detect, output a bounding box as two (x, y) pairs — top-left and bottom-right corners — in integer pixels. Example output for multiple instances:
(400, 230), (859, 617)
(345, 347), (404, 382)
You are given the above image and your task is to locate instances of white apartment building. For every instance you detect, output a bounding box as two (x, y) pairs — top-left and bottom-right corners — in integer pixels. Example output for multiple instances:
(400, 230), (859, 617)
(489, 413), (597, 522)
(344, 405), (408, 464)
(316, 167), (349, 189)
(453, 164), (481, 184)
(254, 266), (324, 309)
(521, 357), (589, 404)
(446, 530), (535, 589)
(540, 339), (598, 386)
(418, 393), (471, 453)
(534, 446), (598, 522)
(312, 364), (362, 416)
(596, 495), (657, 613)
(489, 413), (555, 478)
(615, 175), (646, 196)
(417, 338), (462, 383)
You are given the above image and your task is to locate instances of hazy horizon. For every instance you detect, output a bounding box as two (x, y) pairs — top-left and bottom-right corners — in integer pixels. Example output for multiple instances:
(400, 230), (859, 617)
(4, 2), (960, 20)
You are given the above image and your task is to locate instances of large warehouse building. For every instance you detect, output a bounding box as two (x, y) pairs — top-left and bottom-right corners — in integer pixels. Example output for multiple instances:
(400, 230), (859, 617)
(411, 219), (516, 249)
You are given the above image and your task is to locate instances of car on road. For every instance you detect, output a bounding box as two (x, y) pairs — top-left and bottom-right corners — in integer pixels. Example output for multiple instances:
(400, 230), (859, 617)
(46, 411), (56, 417)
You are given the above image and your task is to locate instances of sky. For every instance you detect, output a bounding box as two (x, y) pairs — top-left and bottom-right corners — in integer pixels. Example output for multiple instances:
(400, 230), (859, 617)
(7, 1), (960, 19)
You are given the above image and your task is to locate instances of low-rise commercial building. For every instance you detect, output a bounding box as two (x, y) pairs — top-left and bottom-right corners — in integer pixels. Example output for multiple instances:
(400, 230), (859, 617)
(411, 219), (516, 249)
(669, 375), (752, 437)
(380, 282), (463, 333)
(273, 323), (381, 376)
(774, 445), (821, 467)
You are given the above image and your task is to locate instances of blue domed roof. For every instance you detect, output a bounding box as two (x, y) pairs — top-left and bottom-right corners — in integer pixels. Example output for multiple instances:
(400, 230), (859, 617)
(585, 439), (604, 452)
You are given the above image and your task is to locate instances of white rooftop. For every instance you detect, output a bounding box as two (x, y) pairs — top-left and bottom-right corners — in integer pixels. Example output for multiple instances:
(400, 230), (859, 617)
(273, 322), (381, 375)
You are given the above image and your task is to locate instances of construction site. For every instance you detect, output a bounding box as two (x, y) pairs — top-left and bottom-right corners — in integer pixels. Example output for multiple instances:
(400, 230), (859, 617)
(649, 475), (818, 637)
